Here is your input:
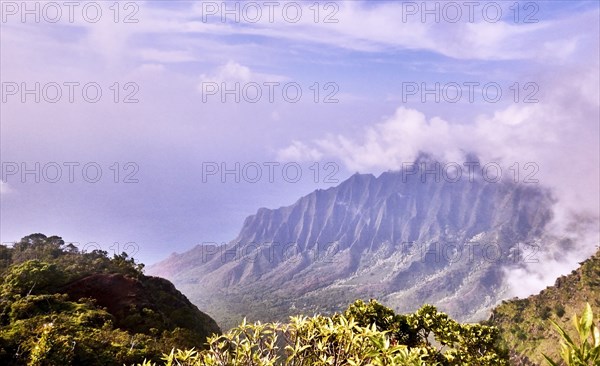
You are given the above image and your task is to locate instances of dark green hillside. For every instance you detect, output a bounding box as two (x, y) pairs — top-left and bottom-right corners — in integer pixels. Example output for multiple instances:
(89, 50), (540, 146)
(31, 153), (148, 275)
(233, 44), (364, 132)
(489, 249), (600, 365)
(0, 234), (220, 366)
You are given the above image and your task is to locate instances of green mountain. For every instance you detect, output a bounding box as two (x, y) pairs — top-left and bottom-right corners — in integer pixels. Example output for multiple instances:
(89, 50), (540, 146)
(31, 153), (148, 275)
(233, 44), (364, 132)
(0, 234), (221, 366)
(489, 249), (600, 365)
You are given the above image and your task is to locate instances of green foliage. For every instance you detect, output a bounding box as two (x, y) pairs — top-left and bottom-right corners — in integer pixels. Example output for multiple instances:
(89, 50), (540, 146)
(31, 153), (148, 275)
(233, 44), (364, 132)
(543, 303), (600, 366)
(0, 234), (220, 366)
(134, 300), (508, 366)
(0, 293), (158, 365)
(344, 299), (419, 347)
(1, 261), (66, 298)
(347, 300), (508, 365)
(11, 232), (596, 366)
(0, 234), (145, 284)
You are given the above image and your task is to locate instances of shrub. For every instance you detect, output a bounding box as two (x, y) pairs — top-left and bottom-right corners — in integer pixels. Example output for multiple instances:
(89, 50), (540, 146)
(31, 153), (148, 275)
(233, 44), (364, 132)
(555, 304), (566, 318)
(134, 300), (509, 366)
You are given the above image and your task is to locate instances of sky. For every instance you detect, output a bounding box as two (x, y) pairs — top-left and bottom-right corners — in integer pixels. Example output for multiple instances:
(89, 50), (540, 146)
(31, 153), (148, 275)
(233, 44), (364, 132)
(1, 0), (599, 293)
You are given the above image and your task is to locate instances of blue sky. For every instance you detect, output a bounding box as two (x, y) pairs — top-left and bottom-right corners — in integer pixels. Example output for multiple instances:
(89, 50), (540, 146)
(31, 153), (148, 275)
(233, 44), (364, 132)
(1, 0), (599, 280)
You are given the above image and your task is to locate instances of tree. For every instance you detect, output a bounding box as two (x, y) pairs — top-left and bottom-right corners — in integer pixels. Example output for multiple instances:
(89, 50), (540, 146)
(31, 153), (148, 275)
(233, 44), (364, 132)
(0, 260), (65, 299)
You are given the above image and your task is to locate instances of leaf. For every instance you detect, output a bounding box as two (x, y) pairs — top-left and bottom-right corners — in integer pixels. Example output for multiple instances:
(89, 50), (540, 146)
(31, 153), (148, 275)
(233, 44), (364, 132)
(580, 303), (594, 339)
(542, 353), (560, 366)
(551, 320), (576, 347)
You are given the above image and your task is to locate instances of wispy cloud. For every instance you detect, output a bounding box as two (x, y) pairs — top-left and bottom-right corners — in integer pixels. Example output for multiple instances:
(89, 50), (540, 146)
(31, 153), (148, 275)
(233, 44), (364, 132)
(199, 60), (287, 84)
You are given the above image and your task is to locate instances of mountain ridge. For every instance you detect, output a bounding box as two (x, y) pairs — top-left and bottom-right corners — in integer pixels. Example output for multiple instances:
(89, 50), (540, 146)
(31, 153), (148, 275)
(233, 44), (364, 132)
(148, 157), (557, 329)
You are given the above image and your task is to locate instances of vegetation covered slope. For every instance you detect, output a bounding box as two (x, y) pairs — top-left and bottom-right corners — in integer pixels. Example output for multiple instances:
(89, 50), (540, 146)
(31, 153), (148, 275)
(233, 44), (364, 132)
(0, 234), (221, 365)
(489, 249), (600, 365)
(2, 233), (597, 365)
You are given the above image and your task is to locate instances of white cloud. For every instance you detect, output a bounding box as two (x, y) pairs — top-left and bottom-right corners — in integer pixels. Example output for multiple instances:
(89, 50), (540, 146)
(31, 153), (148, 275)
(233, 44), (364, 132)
(198, 60), (287, 88)
(202, 61), (254, 83)
(277, 141), (323, 162)
(504, 229), (599, 298)
(282, 62), (599, 214)
(310, 107), (457, 172)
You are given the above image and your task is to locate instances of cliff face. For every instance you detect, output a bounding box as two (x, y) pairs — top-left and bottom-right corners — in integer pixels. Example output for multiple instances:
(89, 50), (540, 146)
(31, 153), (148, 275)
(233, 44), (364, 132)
(149, 159), (555, 329)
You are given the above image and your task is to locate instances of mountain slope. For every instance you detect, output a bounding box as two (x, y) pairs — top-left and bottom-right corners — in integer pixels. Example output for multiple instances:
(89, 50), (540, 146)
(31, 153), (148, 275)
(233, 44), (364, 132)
(149, 157), (557, 329)
(0, 234), (220, 365)
(489, 249), (600, 365)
